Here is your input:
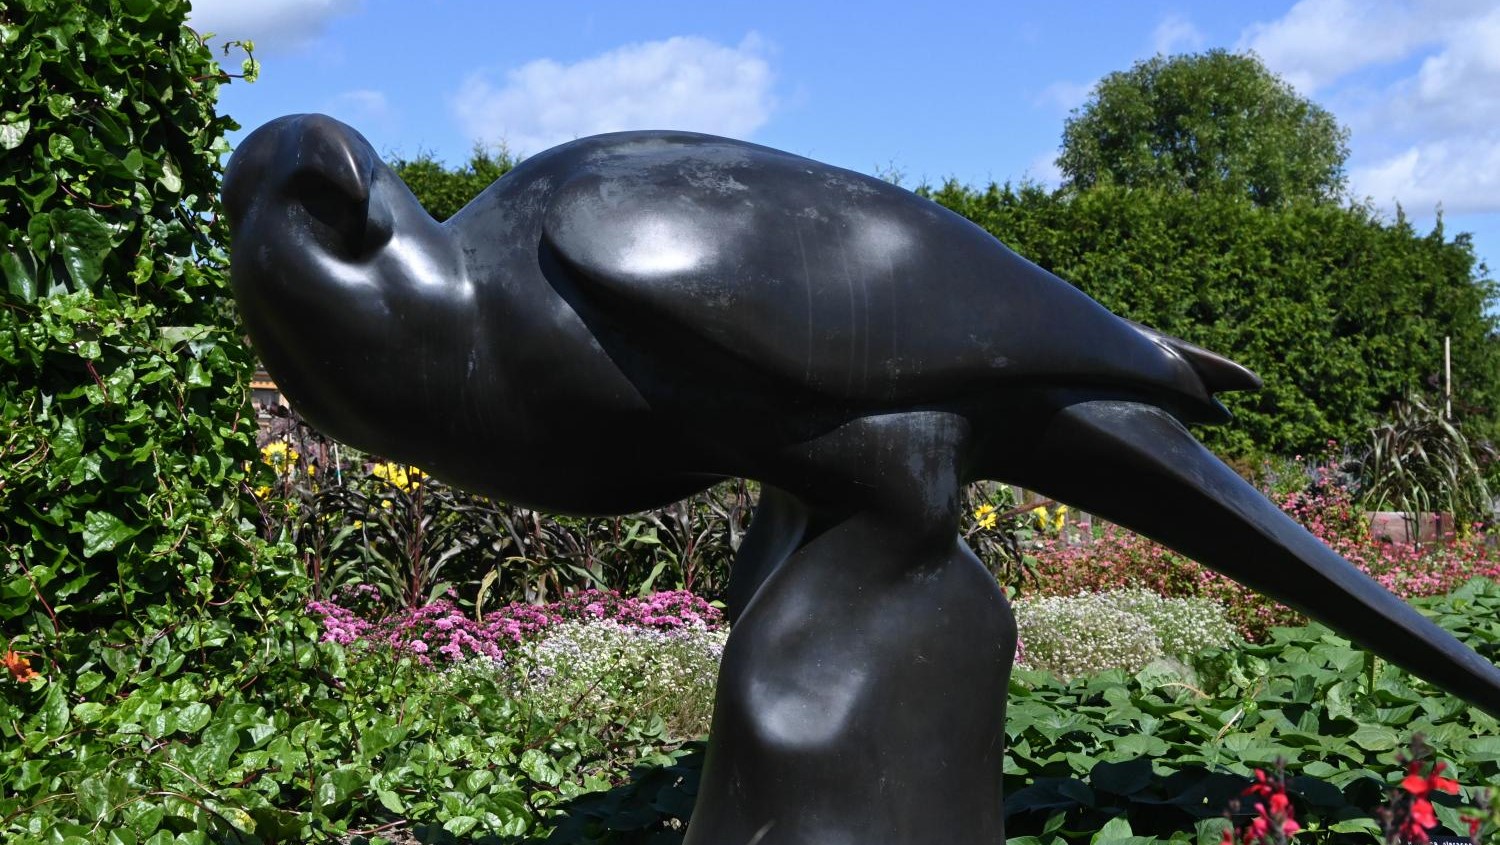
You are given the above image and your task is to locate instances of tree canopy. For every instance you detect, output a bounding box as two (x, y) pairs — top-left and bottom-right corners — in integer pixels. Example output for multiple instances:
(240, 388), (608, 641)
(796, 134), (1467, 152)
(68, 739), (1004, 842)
(1057, 50), (1350, 207)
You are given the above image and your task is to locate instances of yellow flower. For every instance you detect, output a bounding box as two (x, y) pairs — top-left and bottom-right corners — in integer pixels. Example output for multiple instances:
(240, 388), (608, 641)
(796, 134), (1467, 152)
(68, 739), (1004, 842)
(380, 499), (393, 510)
(1053, 505), (1069, 533)
(260, 441), (299, 475)
(973, 503), (998, 530)
(372, 461), (423, 492)
(1033, 505), (1050, 528)
(253, 484), (271, 499)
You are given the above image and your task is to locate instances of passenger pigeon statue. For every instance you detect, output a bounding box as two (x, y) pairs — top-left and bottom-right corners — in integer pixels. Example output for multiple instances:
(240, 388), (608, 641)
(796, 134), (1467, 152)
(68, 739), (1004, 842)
(224, 114), (1500, 845)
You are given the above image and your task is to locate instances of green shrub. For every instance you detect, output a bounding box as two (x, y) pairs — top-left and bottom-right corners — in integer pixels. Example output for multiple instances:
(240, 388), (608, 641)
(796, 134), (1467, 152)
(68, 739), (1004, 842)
(927, 181), (1500, 458)
(0, 2), (341, 841)
(559, 578), (1500, 844)
(1014, 588), (1238, 679)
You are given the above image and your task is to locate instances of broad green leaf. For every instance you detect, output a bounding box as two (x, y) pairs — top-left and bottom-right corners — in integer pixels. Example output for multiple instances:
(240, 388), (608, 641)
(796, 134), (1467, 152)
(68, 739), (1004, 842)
(1349, 725), (1399, 751)
(41, 681), (70, 736)
(82, 510), (137, 557)
(2, 249), (37, 303)
(1195, 819), (1231, 845)
(519, 748), (562, 787)
(376, 789), (406, 814)
(158, 155), (182, 194)
(72, 702), (107, 724)
(0, 114), (28, 150)
(173, 702), (212, 734)
(1091, 815), (1134, 844)
(443, 816), (479, 837)
(1329, 818), (1382, 835)
(49, 209), (113, 289)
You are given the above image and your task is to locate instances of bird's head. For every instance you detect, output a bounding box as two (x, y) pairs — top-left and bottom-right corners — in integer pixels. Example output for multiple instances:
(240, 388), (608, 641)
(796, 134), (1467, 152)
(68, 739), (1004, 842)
(223, 113), (474, 461)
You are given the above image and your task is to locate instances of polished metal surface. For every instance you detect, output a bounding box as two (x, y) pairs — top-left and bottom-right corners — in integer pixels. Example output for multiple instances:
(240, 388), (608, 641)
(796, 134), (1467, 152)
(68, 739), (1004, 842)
(226, 114), (1500, 845)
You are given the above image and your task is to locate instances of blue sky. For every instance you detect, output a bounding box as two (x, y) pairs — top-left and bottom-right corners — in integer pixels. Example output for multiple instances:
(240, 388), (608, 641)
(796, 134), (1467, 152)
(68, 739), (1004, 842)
(191, 0), (1500, 280)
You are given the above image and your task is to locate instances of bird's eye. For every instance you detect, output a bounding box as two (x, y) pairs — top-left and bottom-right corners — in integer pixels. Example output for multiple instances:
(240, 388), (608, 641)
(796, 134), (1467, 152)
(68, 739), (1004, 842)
(294, 171), (367, 254)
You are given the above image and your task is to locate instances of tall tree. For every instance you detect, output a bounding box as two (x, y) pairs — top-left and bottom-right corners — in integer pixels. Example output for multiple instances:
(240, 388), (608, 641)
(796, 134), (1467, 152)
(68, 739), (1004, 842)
(1057, 50), (1349, 207)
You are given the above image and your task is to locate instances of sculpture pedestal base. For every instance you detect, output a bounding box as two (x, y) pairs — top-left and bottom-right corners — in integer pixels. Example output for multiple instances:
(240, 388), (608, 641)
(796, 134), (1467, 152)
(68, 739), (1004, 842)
(686, 511), (1014, 845)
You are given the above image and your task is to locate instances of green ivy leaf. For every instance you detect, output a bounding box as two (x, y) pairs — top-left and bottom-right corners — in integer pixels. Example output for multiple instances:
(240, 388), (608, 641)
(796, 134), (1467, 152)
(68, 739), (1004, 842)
(519, 748), (562, 787)
(82, 511), (137, 557)
(41, 682), (70, 736)
(157, 155), (181, 194)
(2, 248), (37, 303)
(174, 701), (211, 734)
(49, 209), (113, 290)
(0, 114), (29, 150)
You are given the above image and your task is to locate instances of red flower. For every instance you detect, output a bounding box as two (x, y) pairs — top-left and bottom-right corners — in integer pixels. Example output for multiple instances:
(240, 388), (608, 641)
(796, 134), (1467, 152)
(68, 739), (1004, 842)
(1229, 766), (1299, 845)
(3, 649), (39, 683)
(1462, 814), (1483, 840)
(1270, 793), (1292, 816)
(1396, 759), (1461, 844)
(1402, 760), (1460, 798)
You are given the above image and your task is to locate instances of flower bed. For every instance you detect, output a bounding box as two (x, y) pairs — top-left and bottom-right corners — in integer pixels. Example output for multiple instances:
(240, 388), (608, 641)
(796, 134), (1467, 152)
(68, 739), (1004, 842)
(1024, 466), (1500, 640)
(307, 586), (723, 664)
(1014, 588), (1239, 679)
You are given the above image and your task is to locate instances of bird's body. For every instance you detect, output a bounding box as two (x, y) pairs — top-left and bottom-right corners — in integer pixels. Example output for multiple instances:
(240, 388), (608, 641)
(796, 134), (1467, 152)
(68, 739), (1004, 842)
(225, 115), (1500, 845)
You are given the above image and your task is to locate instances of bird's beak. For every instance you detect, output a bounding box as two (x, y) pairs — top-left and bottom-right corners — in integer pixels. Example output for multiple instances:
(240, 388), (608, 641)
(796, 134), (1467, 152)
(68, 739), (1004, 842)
(1008, 396), (1500, 717)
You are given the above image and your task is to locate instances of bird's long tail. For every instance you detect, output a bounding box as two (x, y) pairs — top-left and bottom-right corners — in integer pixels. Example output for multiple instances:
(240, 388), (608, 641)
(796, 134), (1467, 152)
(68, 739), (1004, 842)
(1008, 396), (1500, 717)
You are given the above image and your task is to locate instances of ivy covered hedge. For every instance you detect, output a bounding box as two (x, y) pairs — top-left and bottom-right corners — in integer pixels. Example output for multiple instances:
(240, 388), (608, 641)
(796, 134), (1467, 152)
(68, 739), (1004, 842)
(0, 1), (319, 841)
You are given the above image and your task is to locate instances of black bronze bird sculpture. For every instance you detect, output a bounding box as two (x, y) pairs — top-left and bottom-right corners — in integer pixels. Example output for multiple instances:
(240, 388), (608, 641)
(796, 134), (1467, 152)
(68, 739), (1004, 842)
(225, 114), (1500, 845)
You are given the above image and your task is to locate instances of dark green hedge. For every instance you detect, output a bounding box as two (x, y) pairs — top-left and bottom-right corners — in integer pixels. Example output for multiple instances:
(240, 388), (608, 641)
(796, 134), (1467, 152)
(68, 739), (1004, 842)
(928, 181), (1500, 458)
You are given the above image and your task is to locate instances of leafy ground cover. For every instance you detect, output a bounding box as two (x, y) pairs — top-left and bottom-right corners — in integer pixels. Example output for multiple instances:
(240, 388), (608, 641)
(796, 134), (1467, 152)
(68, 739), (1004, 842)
(562, 578), (1500, 845)
(2, 589), (724, 843)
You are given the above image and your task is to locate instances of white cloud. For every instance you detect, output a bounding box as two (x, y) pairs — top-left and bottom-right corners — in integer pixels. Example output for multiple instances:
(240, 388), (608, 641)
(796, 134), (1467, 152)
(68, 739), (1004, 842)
(1023, 149), (1065, 188)
(1237, 0), (1436, 92)
(1239, 1), (1500, 214)
(1237, 0), (1500, 93)
(1395, 7), (1500, 133)
(450, 34), (775, 155)
(1352, 140), (1500, 215)
(187, 0), (360, 53)
(1152, 14), (1205, 56)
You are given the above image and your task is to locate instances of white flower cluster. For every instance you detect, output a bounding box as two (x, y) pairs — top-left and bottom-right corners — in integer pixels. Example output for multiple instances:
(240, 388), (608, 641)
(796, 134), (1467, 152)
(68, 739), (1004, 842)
(501, 619), (727, 737)
(1013, 588), (1237, 680)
